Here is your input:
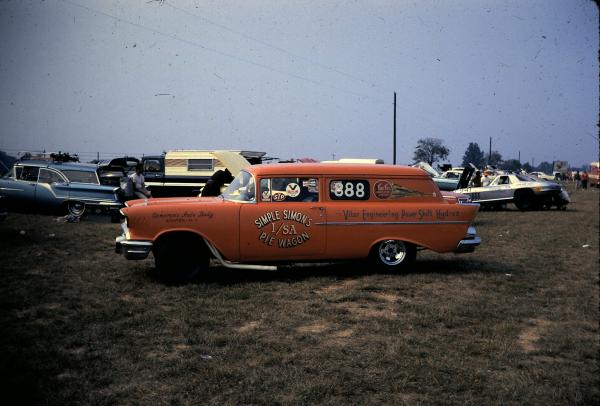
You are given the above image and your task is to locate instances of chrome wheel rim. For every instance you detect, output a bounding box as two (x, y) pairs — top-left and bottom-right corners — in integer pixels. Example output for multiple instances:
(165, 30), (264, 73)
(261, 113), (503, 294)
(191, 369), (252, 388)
(378, 240), (407, 266)
(68, 202), (85, 216)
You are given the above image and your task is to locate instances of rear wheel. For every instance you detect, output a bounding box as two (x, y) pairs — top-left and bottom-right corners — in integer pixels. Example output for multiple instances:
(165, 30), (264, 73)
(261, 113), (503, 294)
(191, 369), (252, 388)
(67, 201), (86, 217)
(371, 240), (416, 271)
(153, 234), (209, 284)
(514, 189), (537, 211)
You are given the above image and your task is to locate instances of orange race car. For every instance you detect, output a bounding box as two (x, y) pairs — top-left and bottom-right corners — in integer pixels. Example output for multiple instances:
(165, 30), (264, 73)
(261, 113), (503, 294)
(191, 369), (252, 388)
(116, 163), (481, 283)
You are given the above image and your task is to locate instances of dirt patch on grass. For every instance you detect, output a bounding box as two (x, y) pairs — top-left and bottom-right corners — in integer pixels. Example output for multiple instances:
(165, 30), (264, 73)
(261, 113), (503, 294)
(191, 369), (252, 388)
(338, 301), (398, 319)
(296, 320), (331, 334)
(518, 318), (553, 352)
(238, 321), (261, 333)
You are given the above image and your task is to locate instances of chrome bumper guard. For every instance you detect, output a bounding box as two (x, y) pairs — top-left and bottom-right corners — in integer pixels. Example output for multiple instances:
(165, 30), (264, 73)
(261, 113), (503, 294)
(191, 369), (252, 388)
(454, 226), (481, 253)
(115, 235), (153, 260)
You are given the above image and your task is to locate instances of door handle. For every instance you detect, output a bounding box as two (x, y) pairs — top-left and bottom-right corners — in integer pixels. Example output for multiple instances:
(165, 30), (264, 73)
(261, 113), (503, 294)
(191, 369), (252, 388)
(310, 206), (325, 210)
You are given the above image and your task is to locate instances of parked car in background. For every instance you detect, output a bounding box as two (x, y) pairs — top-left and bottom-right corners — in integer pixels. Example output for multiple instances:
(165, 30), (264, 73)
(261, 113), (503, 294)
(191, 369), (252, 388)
(117, 163), (481, 283)
(141, 150), (265, 197)
(97, 156), (139, 187)
(412, 162), (461, 191)
(0, 160), (123, 220)
(0, 196), (7, 221)
(455, 171), (570, 210)
(529, 171), (555, 181)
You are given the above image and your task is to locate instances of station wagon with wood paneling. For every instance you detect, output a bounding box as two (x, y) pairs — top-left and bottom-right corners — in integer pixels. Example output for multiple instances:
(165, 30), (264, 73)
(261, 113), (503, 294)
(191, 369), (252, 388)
(116, 163), (481, 283)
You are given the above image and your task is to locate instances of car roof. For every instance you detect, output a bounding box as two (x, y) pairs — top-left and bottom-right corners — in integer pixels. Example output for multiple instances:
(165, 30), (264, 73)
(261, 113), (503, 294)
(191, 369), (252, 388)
(17, 160), (99, 173)
(245, 163), (428, 177)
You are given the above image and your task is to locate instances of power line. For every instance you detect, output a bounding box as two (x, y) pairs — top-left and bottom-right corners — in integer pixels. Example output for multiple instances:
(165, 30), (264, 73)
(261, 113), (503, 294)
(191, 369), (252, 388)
(60, 0), (373, 100)
(164, 0), (380, 89)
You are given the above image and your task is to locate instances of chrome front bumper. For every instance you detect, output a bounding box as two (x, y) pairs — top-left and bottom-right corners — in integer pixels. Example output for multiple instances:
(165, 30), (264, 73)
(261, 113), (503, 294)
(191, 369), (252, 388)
(115, 223), (153, 260)
(115, 235), (153, 260)
(454, 226), (481, 253)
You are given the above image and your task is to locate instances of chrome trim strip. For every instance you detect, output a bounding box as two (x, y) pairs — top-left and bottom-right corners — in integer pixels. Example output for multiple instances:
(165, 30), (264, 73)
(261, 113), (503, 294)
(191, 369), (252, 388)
(204, 239), (277, 271)
(314, 220), (471, 226)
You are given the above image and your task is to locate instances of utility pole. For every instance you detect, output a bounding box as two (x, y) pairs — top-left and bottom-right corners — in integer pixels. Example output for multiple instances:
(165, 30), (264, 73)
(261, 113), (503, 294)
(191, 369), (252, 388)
(393, 92), (397, 165)
(488, 137), (492, 166)
(518, 150), (520, 163)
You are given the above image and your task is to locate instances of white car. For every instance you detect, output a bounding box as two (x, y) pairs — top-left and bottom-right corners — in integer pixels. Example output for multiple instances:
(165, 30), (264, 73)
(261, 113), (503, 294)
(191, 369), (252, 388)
(456, 172), (569, 210)
(529, 171), (556, 181)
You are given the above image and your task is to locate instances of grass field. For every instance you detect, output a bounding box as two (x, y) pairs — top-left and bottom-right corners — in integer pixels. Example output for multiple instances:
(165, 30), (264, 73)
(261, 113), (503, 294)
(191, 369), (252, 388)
(1, 184), (598, 405)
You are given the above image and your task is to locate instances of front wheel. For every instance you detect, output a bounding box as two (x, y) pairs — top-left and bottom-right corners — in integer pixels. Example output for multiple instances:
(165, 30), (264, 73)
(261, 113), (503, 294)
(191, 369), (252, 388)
(371, 240), (416, 271)
(153, 235), (209, 284)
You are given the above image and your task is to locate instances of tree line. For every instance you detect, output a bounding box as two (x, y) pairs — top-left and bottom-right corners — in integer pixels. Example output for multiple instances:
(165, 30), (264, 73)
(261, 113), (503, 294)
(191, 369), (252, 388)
(412, 138), (554, 173)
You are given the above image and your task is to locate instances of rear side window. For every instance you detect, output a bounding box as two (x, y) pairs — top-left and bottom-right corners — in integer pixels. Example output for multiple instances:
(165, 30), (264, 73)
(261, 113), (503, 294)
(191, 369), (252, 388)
(327, 178), (435, 201)
(39, 169), (66, 184)
(61, 170), (99, 184)
(329, 180), (370, 200)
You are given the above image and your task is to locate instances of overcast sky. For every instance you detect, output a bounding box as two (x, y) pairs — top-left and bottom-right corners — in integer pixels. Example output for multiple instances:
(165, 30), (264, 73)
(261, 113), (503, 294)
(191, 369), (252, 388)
(0, 0), (598, 166)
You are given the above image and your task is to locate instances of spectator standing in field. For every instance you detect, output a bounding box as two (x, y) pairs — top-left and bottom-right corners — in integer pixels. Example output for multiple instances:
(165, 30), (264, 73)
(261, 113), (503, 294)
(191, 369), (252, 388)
(131, 164), (152, 200)
(482, 171), (491, 187)
(574, 171), (581, 190)
(472, 171), (482, 187)
(581, 171), (589, 190)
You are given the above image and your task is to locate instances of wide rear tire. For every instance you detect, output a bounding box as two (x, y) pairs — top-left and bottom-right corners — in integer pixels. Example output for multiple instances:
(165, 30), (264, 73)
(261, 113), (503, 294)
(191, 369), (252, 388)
(371, 240), (416, 271)
(514, 189), (538, 211)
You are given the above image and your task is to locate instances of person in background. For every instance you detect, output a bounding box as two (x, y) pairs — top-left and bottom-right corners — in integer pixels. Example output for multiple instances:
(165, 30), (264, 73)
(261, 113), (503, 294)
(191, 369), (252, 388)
(472, 171), (482, 187)
(581, 171), (589, 190)
(574, 171), (581, 190)
(131, 164), (152, 200)
(201, 169), (233, 197)
(481, 171), (491, 187)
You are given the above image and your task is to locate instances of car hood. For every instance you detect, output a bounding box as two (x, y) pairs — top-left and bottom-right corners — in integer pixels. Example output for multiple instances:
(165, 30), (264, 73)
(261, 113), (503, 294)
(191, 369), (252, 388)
(125, 196), (223, 208)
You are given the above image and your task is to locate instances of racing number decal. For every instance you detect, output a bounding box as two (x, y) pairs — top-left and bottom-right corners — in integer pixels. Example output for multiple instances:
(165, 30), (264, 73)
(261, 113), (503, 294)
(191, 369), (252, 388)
(329, 180), (370, 200)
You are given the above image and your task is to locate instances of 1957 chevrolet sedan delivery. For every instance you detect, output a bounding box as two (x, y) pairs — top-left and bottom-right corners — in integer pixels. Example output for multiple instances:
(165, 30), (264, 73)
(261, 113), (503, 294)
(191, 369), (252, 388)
(116, 163), (481, 283)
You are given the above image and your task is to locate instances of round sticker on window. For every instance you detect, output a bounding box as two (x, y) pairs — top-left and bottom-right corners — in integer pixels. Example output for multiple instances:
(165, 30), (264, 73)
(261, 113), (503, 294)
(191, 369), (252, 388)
(286, 183), (301, 198)
(374, 180), (393, 199)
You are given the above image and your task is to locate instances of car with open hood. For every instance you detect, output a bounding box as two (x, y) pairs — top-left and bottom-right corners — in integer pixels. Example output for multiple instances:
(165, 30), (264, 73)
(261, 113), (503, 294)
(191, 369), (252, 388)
(116, 163), (482, 283)
(455, 166), (569, 210)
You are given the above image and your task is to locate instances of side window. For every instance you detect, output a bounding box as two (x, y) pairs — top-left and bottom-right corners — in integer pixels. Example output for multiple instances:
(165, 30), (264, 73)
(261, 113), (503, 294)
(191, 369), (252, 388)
(17, 166), (40, 182)
(188, 159), (213, 171)
(38, 169), (66, 184)
(329, 179), (370, 200)
(61, 170), (99, 184)
(498, 176), (509, 185)
(144, 159), (162, 172)
(260, 177), (319, 203)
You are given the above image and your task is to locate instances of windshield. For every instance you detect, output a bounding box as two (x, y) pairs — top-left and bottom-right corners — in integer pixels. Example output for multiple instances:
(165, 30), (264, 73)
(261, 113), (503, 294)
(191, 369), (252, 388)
(515, 174), (537, 182)
(222, 170), (256, 202)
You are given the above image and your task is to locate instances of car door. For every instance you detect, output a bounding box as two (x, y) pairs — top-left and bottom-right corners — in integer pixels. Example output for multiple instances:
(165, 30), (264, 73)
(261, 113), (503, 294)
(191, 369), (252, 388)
(0, 165), (39, 212)
(36, 168), (69, 213)
(239, 176), (326, 261)
(486, 175), (513, 201)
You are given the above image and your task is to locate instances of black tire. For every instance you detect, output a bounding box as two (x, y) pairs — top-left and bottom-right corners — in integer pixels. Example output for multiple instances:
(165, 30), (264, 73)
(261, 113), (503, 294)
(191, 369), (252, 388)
(514, 189), (537, 211)
(67, 201), (86, 217)
(153, 234), (209, 284)
(371, 239), (416, 271)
